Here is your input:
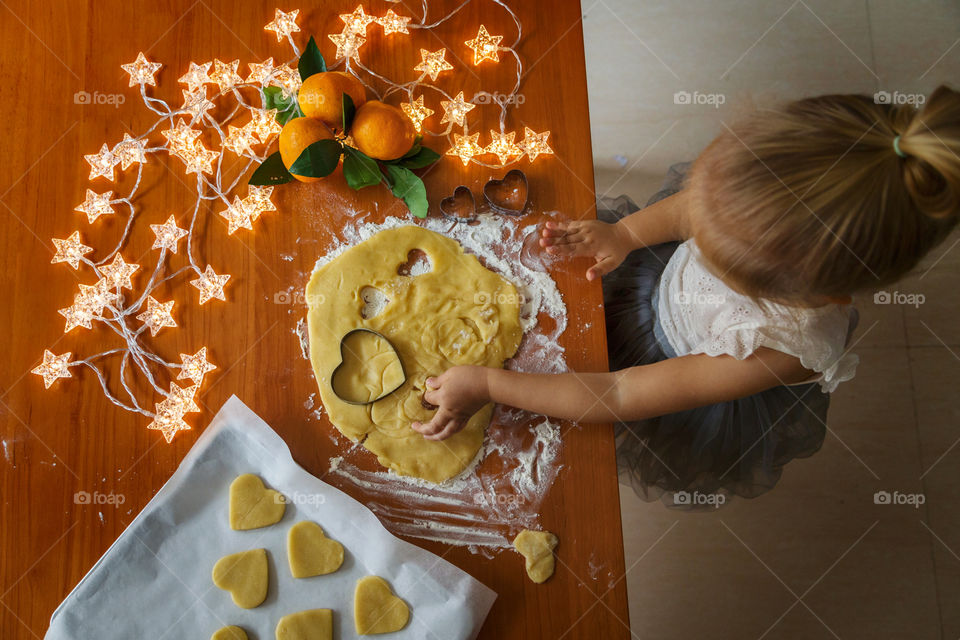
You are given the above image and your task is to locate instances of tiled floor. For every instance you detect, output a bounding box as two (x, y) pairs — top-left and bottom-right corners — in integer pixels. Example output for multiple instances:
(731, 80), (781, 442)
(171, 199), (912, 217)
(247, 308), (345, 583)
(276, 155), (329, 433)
(585, 2), (960, 638)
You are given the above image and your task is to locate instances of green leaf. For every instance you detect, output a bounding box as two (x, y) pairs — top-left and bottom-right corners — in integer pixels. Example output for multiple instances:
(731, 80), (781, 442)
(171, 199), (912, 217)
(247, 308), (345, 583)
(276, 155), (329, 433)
(385, 165), (429, 218)
(298, 36), (327, 81)
(261, 86), (302, 125)
(342, 146), (382, 189)
(397, 146), (441, 169)
(289, 138), (343, 178)
(249, 151), (294, 185)
(342, 92), (356, 131)
(401, 143), (422, 159)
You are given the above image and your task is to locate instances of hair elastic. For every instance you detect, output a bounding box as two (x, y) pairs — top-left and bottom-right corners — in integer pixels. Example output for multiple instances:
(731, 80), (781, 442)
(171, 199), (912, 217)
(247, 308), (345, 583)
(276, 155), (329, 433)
(892, 135), (907, 158)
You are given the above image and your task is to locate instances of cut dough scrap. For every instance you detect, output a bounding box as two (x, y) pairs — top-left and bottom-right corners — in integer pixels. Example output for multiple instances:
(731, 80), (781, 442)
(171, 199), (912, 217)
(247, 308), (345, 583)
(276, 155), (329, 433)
(306, 226), (523, 483)
(229, 473), (286, 530)
(275, 609), (333, 640)
(212, 549), (269, 609)
(354, 576), (410, 635)
(287, 521), (345, 578)
(514, 529), (558, 584)
(211, 626), (248, 640)
(331, 331), (405, 403)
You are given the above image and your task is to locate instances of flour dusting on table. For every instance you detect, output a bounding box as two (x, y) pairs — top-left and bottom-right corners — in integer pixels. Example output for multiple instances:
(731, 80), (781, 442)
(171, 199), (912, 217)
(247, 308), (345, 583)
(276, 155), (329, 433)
(307, 213), (570, 552)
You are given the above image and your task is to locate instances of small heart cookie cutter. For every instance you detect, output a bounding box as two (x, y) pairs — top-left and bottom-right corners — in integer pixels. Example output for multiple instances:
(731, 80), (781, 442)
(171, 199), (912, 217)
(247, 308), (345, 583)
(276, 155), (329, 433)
(330, 328), (407, 405)
(439, 185), (478, 224)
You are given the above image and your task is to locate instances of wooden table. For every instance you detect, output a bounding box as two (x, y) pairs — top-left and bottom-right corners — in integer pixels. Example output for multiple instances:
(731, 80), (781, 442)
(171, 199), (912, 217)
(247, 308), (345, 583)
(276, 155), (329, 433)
(0, 1), (629, 638)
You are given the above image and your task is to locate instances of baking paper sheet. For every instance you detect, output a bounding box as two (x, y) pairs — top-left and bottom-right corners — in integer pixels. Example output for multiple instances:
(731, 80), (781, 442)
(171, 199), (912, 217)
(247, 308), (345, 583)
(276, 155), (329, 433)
(45, 396), (497, 640)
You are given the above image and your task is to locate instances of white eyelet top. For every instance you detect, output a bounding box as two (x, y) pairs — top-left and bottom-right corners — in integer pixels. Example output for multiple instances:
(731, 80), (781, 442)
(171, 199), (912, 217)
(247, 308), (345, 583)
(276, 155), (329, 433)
(656, 240), (858, 393)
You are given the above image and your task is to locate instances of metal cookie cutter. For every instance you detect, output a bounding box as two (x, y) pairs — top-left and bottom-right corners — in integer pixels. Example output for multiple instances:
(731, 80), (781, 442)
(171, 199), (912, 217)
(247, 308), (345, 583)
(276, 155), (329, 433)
(482, 169), (530, 216)
(330, 328), (407, 405)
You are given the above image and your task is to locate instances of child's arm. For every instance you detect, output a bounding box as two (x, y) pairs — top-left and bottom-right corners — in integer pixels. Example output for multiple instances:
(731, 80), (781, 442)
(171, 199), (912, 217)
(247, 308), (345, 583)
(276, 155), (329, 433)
(540, 189), (692, 280)
(411, 349), (815, 441)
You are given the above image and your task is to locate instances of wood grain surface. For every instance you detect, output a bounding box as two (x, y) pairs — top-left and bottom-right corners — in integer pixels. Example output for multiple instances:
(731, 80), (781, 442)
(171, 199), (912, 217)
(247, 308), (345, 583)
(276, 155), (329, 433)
(0, 1), (629, 638)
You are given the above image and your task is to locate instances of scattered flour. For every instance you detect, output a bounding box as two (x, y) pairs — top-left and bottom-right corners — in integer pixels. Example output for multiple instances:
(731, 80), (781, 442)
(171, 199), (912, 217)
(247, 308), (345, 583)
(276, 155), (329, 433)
(306, 213), (571, 553)
(303, 393), (315, 410)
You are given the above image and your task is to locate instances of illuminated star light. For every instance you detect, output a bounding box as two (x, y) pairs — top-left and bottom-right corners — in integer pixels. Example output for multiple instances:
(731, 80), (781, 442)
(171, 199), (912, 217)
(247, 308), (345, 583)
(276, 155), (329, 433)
(210, 59), (242, 93)
(465, 25), (503, 65)
(447, 132), (483, 166)
(75, 189), (115, 224)
(76, 281), (118, 316)
(52, 231), (93, 269)
(178, 62), (211, 92)
(113, 134), (147, 171)
(413, 48), (453, 81)
(137, 296), (177, 336)
(84, 144), (117, 181)
(99, 253), (139, 290)
(181, 142), (220, 176)
(219, 197), (254, 234)
(149, 382), (200, 442)
(162, 119), (202, 159)
(518, 126), (554, 161)
(121, 52), (162, 87)
(246, 57), (276, 85)
(178, 347), (216, 385)
(244, 185), (276, 221)
(246, 107), (282, 142)
(224, 125), (259, 156)
(340, 5), (375, 34)
(264, 8), (300, 42)
(58, 301), (94, 332)
(190, 264), (230, 304)
(329, 29), (366, 61)
(32, 350), (73, 389)
(150, 214), (188, 253)
(168, 383), (201, 414)
(272, 65), (302, 97)
(486, 129), (522, 165)
(378, 9), (411, 35)
(180, 88), (214, 121)
(401, 95), (433, 132)
(440, 91), (475, 127)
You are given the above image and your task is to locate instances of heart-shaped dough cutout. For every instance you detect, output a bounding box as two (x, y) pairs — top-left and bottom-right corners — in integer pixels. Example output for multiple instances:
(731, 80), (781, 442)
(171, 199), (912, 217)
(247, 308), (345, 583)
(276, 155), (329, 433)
(354, 575), (410, 635)
(288, 521), (345, 578)
(210, 625), (248, 640)
(275, 609), (333, 640)
(483, 169), (529, 215)
(229, 474), (285, 530)
(439, 185), (477, 223)
(212, 549), (268, 609)
(513, 529), (558, 584)
(330, 329), (406, 405)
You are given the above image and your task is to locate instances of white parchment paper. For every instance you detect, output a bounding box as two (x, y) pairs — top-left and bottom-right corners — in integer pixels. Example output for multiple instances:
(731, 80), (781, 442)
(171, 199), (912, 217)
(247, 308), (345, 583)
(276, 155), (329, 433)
(45, 396), (497, 640)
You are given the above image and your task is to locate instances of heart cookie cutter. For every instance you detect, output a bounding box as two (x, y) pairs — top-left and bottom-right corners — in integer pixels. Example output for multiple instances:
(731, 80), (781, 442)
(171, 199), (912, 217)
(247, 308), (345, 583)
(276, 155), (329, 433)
(438, 169), (531, 223)
(330, 328), (407, 405)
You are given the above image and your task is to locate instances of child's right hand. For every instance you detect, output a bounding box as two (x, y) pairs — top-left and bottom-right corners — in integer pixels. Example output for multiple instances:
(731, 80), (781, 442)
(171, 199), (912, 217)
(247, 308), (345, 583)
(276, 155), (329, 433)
(539, 220), (634, 280)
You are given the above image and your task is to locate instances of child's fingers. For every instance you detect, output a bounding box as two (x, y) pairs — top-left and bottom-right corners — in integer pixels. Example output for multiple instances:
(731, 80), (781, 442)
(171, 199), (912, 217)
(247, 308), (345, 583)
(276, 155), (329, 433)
(424, 419), (461, 441)
(412, 409), (452, 436)
(540, 230), (584, 247)
(586, 254), (620, 281)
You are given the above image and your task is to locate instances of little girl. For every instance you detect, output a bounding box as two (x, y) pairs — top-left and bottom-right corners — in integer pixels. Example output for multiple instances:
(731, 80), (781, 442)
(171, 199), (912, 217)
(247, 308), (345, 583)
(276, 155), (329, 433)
(412, 86), (960, 503)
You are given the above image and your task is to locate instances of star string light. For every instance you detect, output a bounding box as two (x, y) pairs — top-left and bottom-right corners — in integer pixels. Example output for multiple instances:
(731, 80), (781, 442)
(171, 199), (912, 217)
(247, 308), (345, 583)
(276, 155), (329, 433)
(32, 350), (73, 389)
(447, 132), (483, 166)
(84, 144), (116, 181)
(150, 215), (188, 253)
(485, 129), (522, 164)
(465, 25), (503, 65)
(518, 126), (554, 161)
(220, 197), (255, 234)
(178, 62), (211, 92)
(264, 8), (300, 42)
(246, 107), (282, 142)
(246, 57), (276, 85)
(339, 5), (375, 34)
(180, 88), (215, 120)
(75, 189), (115, 224)
(51, 231), (92, 269)
(401, 95), (433, 132)
(211, 59), (243, 93)
(113, 134), (147, 171)
(137, 297), (177, 336)
(329, 29), (366, 61)
(440, 91), (475, 127)
(99, 254), (139, 290)
(377, 9), (411, 35)
(413, 48), (453, 81)
(190, 265), (230, 304)
(224, 125), (259, 156)
(121, 52), (162, 87)
(178, 347), (216, 385)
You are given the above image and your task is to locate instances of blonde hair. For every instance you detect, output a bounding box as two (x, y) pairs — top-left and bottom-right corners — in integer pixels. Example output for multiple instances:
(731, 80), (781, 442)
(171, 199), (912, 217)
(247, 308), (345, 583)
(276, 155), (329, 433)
(690, 85), (960, 304)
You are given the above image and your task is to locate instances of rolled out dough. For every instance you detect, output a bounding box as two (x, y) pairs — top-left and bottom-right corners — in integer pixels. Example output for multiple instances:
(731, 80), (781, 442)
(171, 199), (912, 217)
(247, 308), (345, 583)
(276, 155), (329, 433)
(306, 226), (523, 483)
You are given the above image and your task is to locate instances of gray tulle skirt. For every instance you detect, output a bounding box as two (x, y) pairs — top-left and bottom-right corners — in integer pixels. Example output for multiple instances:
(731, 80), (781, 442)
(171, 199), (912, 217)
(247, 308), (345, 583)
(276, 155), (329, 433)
(600, 164), (834, 507)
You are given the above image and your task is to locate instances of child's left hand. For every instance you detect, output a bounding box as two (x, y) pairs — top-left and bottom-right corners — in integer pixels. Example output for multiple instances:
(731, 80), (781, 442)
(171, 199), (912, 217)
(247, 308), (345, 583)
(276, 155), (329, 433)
(411, 365), (491, 441)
